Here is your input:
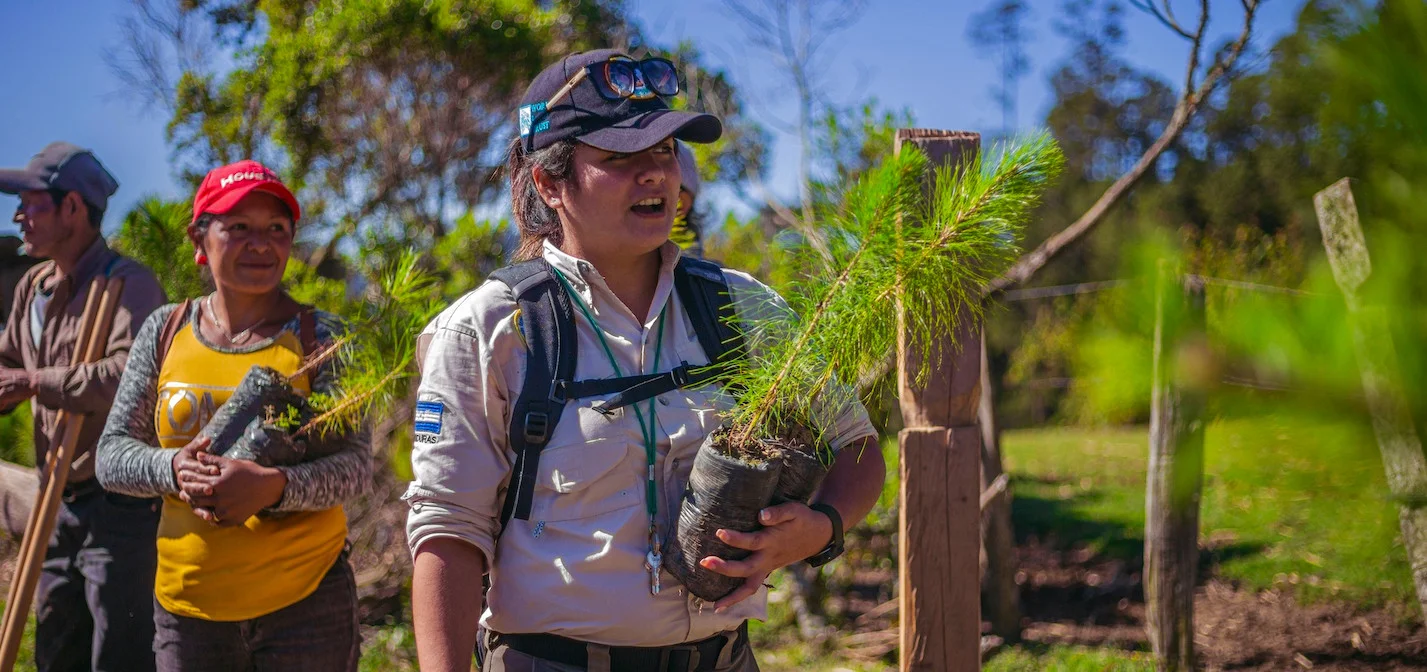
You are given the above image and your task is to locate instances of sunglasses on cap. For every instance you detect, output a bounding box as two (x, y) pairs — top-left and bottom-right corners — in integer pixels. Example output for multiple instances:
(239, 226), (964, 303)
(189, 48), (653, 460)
(545, 57), (680, 110)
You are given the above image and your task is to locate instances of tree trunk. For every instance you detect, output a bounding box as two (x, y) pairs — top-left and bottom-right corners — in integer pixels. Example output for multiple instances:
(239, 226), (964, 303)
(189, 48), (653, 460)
(1314, 179), (1427, 624)
(979, 337), (1021, 643)
(1145, 263), (1206, 672)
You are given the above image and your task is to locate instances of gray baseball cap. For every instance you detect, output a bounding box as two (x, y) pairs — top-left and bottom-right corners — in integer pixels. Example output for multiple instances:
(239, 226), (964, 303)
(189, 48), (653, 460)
(677, 141), (701, 199)
(0, 142), (119, 211)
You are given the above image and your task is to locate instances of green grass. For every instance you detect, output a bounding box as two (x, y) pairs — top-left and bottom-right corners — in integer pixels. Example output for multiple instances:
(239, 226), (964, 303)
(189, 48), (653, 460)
(983, 644), (1152, 671)
(0, 603), (36, 670)
(1004, 413), (1416, 612)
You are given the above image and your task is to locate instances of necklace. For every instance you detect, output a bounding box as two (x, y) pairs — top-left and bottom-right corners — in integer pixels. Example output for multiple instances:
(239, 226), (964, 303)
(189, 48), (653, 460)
(205, 295), (270, 345)
(550, 267), (669, 596)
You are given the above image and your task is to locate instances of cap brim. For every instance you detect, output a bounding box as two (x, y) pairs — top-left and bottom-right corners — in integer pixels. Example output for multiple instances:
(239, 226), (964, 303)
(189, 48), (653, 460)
(578, 110), (723, 154)
(0, 169), (50, 195)
(199, 182), (303, 223)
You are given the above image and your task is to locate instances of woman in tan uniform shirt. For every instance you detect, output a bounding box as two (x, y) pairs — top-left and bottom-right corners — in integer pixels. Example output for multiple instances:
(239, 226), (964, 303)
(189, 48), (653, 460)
(406, 49), (886, 672)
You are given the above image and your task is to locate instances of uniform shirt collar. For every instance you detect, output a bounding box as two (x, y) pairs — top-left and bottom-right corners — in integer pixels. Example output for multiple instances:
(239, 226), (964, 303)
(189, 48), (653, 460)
(541, 239), (682, 326)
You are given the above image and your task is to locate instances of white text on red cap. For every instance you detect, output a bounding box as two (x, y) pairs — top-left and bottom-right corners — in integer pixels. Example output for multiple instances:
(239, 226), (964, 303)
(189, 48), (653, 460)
(219, 170), (278, 189)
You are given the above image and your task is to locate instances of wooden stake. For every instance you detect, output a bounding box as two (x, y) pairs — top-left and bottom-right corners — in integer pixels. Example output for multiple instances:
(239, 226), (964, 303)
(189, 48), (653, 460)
(0, 275), (104, 640)
(894, 129), (982, 671)
(0, 276), (125, 671)
(1145, 262), (1206, 672)
(1314, 179), (1427, 625)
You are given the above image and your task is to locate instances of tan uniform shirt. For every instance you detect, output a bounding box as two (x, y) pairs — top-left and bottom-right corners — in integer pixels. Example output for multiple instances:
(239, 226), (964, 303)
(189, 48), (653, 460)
(0, 238), (166, 484)
(405, 241), (876, 647)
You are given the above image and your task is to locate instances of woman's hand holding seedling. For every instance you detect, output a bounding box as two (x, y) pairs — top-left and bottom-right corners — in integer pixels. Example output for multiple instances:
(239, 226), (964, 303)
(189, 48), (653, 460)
(171, 435), (218, 483)
(176, 445), (288, 526)
(699, 501), (834, 612)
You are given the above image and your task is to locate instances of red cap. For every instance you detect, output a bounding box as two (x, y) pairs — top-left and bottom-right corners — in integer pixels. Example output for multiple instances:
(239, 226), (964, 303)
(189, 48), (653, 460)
(191, 160), (301, 225)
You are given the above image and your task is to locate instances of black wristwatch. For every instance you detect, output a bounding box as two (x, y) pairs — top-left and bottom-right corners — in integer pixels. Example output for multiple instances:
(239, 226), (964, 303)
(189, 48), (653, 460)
(805, 502), (845, 567)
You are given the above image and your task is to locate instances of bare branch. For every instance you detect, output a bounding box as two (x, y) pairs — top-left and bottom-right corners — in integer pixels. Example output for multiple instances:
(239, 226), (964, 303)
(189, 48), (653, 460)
(749, 176), (836, 269)
(984, 0), (1260, 296)
(1177, 0), (1211, 93)
(1127, 0), (1194, 40)
(722, 0), (868, 230)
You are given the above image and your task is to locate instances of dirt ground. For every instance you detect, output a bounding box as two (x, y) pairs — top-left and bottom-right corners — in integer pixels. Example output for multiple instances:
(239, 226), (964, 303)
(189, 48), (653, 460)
(4, 501), (1423, 670)
(1007, 540), (1427, 670)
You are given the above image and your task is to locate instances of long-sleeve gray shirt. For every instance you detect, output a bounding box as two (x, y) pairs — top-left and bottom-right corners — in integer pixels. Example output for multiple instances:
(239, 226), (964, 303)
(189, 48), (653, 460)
(95, 301), (371, 512)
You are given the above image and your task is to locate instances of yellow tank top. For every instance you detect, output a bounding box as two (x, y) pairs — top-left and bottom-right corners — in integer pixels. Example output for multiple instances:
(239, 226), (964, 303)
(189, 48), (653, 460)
(153, 322), (347, 621)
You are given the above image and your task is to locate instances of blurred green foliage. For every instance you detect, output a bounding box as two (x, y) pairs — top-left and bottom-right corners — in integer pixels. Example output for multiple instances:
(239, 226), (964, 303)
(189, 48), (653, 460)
(111, 197), (206, 303)
(995, 0), (1427, 428)
(0, 401), (34, 468)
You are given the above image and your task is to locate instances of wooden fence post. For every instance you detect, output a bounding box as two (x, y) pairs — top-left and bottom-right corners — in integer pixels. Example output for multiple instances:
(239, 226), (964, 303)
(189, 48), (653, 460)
(895, 129), (982, 672)
(1145, 261), (1206, 672)
(979, 337), (1020, 642)
(1314, 179), (1427, 623)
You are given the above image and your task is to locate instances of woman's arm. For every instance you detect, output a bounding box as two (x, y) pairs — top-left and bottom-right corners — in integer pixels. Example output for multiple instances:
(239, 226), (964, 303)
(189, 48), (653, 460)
(95, 304), (183, 497)
(413, 538), (486, 672)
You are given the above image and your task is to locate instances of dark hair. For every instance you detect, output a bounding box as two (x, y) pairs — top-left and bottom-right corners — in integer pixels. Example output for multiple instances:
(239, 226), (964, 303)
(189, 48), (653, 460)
(507, 136), (577, 261)
(46, 189), (104, 229)
(192, 213), (219, 236)
(191, 197), (296, 237)
(684, 207), (706, 247)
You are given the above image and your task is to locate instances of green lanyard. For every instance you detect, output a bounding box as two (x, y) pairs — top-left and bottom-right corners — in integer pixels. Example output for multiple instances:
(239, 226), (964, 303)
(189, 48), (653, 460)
(550, 268), (667, 549)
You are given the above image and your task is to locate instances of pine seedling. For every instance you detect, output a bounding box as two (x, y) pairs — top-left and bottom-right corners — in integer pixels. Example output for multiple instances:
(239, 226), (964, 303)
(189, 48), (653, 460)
(286, 250), (441, 440)
(719, 133), (1065, 454)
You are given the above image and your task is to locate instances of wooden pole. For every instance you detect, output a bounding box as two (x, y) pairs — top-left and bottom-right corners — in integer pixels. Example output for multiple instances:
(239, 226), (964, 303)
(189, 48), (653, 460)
(1314, 179), (1427, 624)
(978, 338), (1020, 642)
(1144, 262), (1206, 672)
(0, 276), (124, 671)
(894, 129), (982, 672)
(0, 275), (104, 637)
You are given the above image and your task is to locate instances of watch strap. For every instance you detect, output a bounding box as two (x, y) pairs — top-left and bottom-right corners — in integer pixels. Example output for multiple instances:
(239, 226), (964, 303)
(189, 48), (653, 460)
(806, 502), (845, 568)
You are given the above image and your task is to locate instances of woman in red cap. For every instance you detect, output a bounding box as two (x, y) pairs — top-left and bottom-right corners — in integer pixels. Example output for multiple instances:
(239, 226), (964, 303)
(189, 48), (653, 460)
(96, 160), (370, 671)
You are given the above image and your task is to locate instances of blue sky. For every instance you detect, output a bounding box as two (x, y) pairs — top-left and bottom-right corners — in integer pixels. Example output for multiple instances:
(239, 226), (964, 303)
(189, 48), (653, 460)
(0, 0), (1303, 237)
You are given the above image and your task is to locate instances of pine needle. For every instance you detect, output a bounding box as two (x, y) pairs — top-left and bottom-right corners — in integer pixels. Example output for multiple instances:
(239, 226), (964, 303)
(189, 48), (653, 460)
(720, 133), (1064, 450)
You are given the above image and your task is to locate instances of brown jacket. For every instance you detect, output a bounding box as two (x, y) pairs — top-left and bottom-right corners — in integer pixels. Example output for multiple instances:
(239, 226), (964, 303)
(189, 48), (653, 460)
(0, 238), (166, 485)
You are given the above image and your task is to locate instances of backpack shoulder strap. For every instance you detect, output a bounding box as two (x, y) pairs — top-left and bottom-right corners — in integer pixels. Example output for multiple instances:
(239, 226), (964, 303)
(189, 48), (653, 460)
(674, 256), (745, 372)
(298, 307), (319, 358)
(155, 300), (193, 372)
(487, 259), (578, 531)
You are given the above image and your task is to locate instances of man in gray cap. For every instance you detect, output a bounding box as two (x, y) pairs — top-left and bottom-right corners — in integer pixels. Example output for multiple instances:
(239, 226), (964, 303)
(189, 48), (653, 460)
(0, 142), (166, 671)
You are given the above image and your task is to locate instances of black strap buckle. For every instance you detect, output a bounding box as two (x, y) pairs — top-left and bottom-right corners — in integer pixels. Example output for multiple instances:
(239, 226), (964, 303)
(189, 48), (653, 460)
(671, 363), (692, 388)
(523, 411), (551, 444)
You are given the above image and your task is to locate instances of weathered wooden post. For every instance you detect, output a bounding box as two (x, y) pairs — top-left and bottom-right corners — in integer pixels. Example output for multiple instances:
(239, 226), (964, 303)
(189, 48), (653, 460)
(1314, 179), (1427, 623)
(979, 338), (1020, 642)
(1145, 261), (1207, 672)
(894, 129), (982, 671)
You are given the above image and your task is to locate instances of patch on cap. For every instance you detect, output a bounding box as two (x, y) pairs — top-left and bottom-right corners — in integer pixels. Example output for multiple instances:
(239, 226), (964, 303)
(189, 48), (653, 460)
(519, 102), (550, 138)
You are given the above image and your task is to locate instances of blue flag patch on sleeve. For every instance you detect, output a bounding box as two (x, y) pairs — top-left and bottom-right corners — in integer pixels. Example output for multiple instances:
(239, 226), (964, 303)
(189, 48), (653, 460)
(414, 401), (444, 435)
